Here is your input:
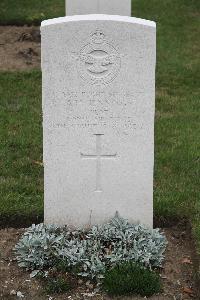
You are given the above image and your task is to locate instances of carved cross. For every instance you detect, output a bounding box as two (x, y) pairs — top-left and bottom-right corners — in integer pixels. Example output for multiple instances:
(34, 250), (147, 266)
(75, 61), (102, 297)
(81, 134), (117, 192)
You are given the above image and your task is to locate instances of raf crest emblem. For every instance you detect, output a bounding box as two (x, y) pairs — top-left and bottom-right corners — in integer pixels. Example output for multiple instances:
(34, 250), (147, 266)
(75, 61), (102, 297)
(76, 30), (121, 85)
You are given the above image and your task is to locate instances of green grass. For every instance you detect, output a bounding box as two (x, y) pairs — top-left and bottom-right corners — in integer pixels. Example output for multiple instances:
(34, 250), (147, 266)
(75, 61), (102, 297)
(0, 71), (43, 226)
(0, 0), (65, 25)
(133, 0), (200, 252)
(0, 0), (199, 253)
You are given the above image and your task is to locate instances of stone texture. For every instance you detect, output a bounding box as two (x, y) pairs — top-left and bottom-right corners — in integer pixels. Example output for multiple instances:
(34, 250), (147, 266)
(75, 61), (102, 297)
(65, 0), (131, 16)
(41, 15), (156, 228)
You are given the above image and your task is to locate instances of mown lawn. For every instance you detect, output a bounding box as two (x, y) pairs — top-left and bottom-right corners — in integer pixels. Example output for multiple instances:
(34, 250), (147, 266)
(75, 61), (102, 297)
(0, 0), (199, 253)
(134, 0), (200, 249)
(0, 0), (64, 25)
(0, 72), (43, 226)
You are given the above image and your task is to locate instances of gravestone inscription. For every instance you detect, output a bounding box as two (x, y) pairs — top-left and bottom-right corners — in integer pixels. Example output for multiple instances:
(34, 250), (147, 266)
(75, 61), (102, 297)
(41, 15), (156, 228)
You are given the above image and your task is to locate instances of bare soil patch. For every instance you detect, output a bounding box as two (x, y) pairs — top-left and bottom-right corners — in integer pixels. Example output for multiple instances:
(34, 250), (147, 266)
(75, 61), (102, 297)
(0, 225), (198, 300)
(0, 26), (41, 71)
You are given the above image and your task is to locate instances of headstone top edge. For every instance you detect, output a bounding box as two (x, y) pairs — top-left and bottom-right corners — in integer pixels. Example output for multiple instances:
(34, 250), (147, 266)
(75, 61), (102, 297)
(41, 14), (156, 29)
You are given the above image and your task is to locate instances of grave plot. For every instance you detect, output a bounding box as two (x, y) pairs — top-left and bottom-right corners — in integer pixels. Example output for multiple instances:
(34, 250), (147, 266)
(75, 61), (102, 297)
(0, 224), (198, 299)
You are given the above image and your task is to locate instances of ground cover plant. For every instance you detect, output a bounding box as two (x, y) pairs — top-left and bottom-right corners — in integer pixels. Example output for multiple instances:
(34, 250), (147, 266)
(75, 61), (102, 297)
(102, 262), (161, 297)
(44, 276), (72, 294)
(14, 216), (167, 282)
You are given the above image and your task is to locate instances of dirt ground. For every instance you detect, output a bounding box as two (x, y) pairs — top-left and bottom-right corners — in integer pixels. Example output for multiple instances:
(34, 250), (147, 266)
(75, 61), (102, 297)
(0, 26), (41, 71)
(0, 225), (198, 300)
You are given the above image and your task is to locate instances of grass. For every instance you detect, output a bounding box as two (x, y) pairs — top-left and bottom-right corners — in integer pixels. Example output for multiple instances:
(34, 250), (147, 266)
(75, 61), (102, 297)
(0, 0), (64, 25)
(0, 0), (199, 253)
(103, 262), (161, 297)
(0, 71), (43, 226)
(133, 0), (200, 252)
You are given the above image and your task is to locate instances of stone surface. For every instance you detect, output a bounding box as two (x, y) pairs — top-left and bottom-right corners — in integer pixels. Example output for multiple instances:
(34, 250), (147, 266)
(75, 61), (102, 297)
(41, 15), (156, 228)
(65, 0), (131, 16)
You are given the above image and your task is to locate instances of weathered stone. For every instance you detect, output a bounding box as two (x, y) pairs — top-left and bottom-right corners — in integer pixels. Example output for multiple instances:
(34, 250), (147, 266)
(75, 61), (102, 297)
(41, 15), (156, 228)
(65, 0), (131, 16)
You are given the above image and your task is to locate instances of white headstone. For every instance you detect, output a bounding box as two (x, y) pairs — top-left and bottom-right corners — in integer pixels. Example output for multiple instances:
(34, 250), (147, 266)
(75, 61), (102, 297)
(41, 15), (156, 228)
(65, 0), (131, 16)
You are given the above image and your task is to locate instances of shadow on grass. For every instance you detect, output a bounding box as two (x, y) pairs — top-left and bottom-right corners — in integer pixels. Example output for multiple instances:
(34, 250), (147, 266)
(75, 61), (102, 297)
(0, 213), (43, 229)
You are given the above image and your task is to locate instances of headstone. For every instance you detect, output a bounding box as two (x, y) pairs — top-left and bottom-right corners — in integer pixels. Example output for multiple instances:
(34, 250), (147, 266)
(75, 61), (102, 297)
(41, 15), (156, 228)
(65, 0), (131, 16)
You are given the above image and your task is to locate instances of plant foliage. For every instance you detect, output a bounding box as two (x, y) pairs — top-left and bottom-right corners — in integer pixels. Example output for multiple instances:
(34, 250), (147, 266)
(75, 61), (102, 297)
(14, 216), (167, 280)
(103, 261), (161, 297)
(45, 277), (71, 294)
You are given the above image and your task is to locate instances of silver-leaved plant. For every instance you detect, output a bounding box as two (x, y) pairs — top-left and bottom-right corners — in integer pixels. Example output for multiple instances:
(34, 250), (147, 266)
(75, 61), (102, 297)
(14, 216), (167, 279)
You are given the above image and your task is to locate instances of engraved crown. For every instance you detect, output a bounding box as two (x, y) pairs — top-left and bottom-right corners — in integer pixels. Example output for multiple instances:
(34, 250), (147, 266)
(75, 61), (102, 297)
(91, 30), (105, 44)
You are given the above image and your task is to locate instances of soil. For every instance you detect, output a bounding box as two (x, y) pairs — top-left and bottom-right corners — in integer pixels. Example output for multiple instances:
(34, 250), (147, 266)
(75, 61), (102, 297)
(0, 225), (198, 300)
(0, 26), (41, 71)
